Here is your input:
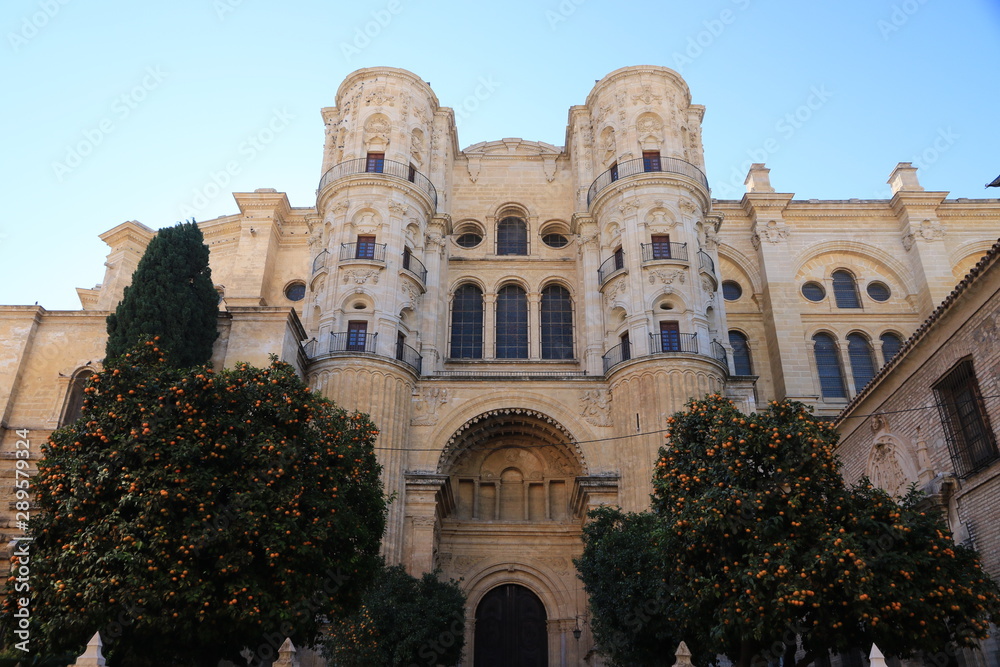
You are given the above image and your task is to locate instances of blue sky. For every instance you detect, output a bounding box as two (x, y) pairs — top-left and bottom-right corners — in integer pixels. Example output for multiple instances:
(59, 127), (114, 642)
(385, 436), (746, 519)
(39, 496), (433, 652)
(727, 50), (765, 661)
(2, 0), (998, 309)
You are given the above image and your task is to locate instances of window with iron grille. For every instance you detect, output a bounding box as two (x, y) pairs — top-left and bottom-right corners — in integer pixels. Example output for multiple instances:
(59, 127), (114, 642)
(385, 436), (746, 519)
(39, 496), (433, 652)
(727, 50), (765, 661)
(620, 331), (631, 361)
(650, 234), (672, 260)
(609, 162), (619, 182)
(729, 330), (753, 375)
(356, 235), (376, 259)
(450, 284), (483, 359)
(613, 246), (624, 271)
(832, 270), (861, 308)
(642, 151), (662, 172)
(496, 284), (528, 358)
(497, 217), (528, 255)
(541, 285), (574, 359)
(846, 333), (877, 393)
(880, 332), (904, 365)
(365, 152), (385, 173)
(934, 359), (999, 478)
(812, 333), (847, 399)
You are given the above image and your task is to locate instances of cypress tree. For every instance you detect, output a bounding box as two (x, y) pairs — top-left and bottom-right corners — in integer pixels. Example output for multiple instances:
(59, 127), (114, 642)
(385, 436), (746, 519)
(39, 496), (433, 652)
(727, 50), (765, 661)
(105, 221), (219, 367)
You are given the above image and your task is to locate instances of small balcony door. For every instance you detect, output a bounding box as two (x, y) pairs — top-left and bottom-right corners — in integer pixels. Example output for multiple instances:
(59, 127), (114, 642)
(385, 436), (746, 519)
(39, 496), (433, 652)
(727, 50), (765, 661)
(365, 152), (385, 173)
(346, 321), (368, 352)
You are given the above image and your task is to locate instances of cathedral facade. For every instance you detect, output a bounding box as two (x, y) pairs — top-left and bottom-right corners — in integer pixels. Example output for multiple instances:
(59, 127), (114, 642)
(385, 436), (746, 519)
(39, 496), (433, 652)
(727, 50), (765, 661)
(2, 66), (999, 665)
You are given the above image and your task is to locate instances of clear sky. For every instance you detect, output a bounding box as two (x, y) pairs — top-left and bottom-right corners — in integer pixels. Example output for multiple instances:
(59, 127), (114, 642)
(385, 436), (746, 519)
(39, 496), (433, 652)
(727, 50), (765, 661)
(2, 0), (998, 310)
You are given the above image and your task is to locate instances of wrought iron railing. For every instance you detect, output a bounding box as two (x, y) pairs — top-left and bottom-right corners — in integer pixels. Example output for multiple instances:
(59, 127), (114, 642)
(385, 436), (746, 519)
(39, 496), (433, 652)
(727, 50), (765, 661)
(711, 340), (728, 365)
(318, 158), (437, 209)
(640, 242), (688, 264)
(394, 341), (422, 374)
(602, 340), (632, 373)
(312, 249), (329, 274)
(698, 250), (715, 275)
(328, 331), (378, 354)
(598, 253), (626, 285)
(648, 332), (699, 355)
(401, 251), (428, 283)
(588, 156), (708, 205)
(340, 242), (387, 264)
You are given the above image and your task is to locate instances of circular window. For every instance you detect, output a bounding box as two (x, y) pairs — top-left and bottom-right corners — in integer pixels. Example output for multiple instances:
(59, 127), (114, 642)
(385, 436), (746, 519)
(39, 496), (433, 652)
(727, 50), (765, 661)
(866, 281), (891, 302)
(802, 282), (826, 302)
(542, 233), (569, 248)
(284, 282), (306, 301)
(722, 280), (743, 301)
(456, 232), (482, 248)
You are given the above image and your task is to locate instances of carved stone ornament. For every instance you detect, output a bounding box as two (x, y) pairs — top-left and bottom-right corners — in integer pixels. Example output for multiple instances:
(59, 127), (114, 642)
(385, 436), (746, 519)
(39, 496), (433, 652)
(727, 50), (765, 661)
(632, 85), (663, 105)
(618, 200), (639, 215)
(342, 269), (380, 285)
(363, 116), (391, 144)
(577, 232), (599, 246)
(704, 227), (719, 249)
(602, 277), (628, 307)
(869, 413), (889, 435)
(331, 200), (350, 214)
(755, 220), (790, 244)
(401, 280), (422, 309)
(870, 440), (909, 497)
(679, 199), (697, 215)
(637, 115), (662, 136)
(649, 269), (686, 285)
(365, 87), (395, 107)
(411, 387), (449, 426)
(580, 389), (613, 427)
(388, 201), (409, 216)
(918, 219), (944, 241)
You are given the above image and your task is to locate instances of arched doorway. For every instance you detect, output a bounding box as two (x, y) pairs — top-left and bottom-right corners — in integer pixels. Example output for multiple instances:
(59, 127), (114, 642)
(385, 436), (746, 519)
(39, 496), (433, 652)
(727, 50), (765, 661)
(474, 584), (548, 667)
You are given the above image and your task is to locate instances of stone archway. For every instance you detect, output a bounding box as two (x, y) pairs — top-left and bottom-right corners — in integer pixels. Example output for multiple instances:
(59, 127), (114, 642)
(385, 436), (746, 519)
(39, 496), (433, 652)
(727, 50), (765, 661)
(474, 584), (548, 667)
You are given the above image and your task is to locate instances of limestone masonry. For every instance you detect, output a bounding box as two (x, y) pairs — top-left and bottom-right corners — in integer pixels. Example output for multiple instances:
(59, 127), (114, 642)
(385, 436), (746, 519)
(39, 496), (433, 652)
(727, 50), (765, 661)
(2, 66), (999, 665)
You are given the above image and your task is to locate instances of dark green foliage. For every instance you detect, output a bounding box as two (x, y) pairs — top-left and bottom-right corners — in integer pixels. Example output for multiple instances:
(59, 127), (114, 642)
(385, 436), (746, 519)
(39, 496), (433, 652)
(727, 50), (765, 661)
(106, 221), (219, 368)
(577, 394), (1000, 667)
(576, 507), (682, 667)
(0, 339), (387, 666)
(323, 560), (467, 667)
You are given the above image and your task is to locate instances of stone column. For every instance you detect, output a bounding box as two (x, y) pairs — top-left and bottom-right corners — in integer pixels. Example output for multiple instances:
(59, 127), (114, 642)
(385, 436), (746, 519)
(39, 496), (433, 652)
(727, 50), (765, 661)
(403, 473), (451, 575)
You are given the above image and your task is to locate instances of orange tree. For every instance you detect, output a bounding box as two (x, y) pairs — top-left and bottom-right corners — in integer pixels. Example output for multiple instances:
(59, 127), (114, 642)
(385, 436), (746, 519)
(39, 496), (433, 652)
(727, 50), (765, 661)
(579, 394), (1000, 667)
(0, 339), (387, 666)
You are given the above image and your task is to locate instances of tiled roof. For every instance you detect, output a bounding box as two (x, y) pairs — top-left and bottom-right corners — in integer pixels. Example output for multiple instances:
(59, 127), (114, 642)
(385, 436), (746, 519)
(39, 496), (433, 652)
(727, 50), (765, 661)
(836, 237), (1000, 424)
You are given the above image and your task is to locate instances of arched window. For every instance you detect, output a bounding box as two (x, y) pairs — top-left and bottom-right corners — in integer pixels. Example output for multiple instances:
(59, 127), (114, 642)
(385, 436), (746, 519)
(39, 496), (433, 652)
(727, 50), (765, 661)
(496, 217), (528, 255)
(831, 270), (861, 308)
(496, 285), (528, 358)
(450, 284), (483, 359)
(61, 369), (94, 426)
(728, 331), (753, 375)
(812, 333), (847, 399)
(880, 332), (904, 365)
(541, 285), (574, 360)
(847, 333), (877, 393)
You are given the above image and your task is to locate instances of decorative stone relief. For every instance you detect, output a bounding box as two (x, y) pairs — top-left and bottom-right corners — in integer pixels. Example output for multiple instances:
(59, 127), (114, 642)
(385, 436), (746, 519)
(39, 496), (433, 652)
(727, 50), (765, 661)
(331, 200), (350, 215)
(618, 201), (639, 215)
(401, 280), (422, 309)
(411, 387), (449, 426)
(580, 389), (613, 427)
(869, 439), (910, 497)
(425, 232), (447, 249)
(543, 156), (557, 182)
(363, 115), (391, 146)
(869, 413), (889, 435)
(601, 127), (616, 162)
(901, 233), (915, 252)
(704, 227), (719, 250)
(756, 220), (790, 244)
(388, 201), (409, 216)
(632, 86), (662, 105)
(365, 87), (395, 107)
(466, 155), (481, 183)
(577, 232), (599, 246)
(679, 199), (697, 215)
(342, 269), (380, 285)
(409, 130), (424, 166)
(616, 91), (628, 122)
(919, 219), (944, 240)
(649, 269), (686, 285)
(602, 277), (627, 307)
(538, 557), (572, 576)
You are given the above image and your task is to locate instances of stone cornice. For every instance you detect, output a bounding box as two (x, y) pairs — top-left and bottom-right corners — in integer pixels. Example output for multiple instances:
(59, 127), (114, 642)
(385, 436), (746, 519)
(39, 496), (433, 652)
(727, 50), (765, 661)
(889, 190), (948, 216)
(335, 66), (440, 110)
(99, 220), (155, 249)
(588, 173), (711, 215)
(234, 190), (293, 223)
(461, 138), (563, 158)
(585, 65), (692, 109)
(316, 175), (436, 218)
(740, 192), (794, 220)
